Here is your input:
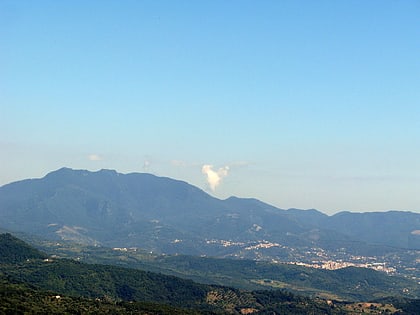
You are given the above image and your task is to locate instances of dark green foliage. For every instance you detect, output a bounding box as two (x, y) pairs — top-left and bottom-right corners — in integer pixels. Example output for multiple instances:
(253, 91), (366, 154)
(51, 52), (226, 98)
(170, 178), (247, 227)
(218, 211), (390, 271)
(75, 249), (419, 301)
(0, 234), (344, 314)
(252, 290), (332, 314)
(2, 276), (418, 315)
(397, 299), (420, 314)
(3, 259), (209, 307)
(0, 233), (210, 311)
(0, 278), (207, 314)
(374, 297), (420, 315)
(0, 233), (47, 263)
(1, 232), (419, 314)
(160, 256), (420, 300)
(27, 235), (420, 302)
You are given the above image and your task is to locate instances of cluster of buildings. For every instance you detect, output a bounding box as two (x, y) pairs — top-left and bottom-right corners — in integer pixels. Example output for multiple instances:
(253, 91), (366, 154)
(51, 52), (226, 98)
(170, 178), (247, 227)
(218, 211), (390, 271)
(204, 239), (400, 275)
(289, 260), (396, 273)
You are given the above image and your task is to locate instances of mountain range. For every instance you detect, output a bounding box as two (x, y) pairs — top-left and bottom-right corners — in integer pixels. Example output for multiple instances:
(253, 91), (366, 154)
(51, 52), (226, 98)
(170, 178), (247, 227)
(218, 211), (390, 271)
(0, 167), (419, 256)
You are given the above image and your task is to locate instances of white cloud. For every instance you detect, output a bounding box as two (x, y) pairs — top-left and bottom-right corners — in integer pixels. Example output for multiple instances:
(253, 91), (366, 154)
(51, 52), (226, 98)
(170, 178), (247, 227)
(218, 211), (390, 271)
(202, 164), (229, 191)
(88, 154), (102, 161)
(143, 159), (151, 172)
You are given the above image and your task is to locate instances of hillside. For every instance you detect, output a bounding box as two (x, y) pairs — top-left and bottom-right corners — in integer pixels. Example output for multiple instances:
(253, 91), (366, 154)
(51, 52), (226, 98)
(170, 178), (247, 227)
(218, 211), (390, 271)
(0, 233), (47, 263)
(30, 237), (419, 302)
(0, 233), (361, 314)
(0, 279), (204, 315)
(0, 235), (210, 309)
(0, 168), (419, 257)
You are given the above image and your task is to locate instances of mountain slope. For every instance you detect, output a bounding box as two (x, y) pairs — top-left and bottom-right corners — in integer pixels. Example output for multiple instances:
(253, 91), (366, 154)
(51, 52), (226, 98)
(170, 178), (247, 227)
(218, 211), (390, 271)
(0, 233), (47, 263)
(326, 211), (420, 249)
(0, 168), (419, 254)
(0, 168), (319, 251)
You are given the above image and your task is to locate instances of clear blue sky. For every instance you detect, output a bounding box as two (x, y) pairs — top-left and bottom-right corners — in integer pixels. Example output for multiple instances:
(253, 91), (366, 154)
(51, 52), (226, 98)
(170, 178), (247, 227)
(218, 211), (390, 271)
(1, 1), (419, 214)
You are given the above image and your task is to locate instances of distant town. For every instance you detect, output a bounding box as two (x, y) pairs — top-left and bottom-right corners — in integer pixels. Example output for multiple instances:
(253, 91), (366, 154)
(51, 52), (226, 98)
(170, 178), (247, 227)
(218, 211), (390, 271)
(201, 238), (420, 283)
(110, 237), (419, 284)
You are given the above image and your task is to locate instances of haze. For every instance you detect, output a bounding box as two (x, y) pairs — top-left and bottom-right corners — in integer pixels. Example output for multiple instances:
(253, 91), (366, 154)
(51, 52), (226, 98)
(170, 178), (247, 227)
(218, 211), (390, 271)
(1, 1), (419, 214)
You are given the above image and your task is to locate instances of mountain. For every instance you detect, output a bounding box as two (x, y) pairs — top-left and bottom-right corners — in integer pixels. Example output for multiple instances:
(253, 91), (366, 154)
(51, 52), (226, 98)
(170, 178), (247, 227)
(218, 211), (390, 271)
(325, 211), (420, 249)
(0, 168), (419, 256)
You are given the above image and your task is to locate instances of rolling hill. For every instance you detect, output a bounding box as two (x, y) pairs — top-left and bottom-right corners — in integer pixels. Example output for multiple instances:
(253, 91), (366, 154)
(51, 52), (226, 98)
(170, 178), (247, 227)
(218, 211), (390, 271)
(1, 233), (419, 314)
(0, 233), (354, 314)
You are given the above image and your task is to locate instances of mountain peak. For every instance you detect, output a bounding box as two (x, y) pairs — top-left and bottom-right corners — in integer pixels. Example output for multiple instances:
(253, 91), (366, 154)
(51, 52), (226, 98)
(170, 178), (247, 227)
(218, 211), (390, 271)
(47, 167), (118, 176)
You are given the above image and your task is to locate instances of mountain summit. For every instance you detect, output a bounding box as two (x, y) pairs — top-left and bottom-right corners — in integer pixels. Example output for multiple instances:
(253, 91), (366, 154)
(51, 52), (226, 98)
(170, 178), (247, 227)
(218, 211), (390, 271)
(0, 168), (419, 254)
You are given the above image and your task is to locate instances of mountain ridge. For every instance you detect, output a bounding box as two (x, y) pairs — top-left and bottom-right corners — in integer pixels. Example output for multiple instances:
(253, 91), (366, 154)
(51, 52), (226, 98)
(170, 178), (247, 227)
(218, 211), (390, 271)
(0, 168), (419, 253)
(3, 167), (417, 216)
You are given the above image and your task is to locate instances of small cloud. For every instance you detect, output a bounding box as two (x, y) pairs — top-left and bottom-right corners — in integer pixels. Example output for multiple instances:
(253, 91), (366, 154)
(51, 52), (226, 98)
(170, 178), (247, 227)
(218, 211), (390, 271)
(88, 154), (102, 161)
(143, 159), (151, 172)
(202, 164), (229, 192)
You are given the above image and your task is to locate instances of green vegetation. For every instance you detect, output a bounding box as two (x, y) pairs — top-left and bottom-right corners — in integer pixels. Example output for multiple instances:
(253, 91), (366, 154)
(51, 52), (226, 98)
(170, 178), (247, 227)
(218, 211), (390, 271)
(1, 233), (419, 314)
(154, 256), (420, 301)
(0, 233), (47, 263)
(34, 239), (419, 302)
(0, 279), (207, 314)
(3, 259), (210, 307)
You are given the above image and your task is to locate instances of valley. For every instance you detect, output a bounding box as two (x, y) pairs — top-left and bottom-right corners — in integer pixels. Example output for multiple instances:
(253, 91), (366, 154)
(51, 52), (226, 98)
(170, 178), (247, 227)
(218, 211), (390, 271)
(2, 233), (420, 314)
(199, 238), (418, 278)
(25, 235), (420, 302)
(33, 235), (420, 282)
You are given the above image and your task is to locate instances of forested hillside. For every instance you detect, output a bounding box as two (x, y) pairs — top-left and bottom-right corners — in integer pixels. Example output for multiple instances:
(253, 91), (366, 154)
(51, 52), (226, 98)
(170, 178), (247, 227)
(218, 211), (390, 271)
(1, 233), (419, 314)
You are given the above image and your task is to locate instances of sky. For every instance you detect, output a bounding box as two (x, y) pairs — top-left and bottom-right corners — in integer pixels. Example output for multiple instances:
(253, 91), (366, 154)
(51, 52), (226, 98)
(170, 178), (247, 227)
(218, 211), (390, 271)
(1, 1), (419, 214)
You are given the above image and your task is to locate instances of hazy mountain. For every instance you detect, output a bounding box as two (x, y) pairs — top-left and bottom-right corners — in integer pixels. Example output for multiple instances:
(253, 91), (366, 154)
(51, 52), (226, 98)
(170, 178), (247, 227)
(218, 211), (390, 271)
(0, 168), (419, 254)
(326, 211), (420, 249)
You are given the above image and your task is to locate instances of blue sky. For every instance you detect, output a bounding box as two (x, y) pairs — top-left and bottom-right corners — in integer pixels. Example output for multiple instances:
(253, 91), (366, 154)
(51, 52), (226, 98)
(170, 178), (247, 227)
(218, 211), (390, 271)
(1, 1), (419, 214)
